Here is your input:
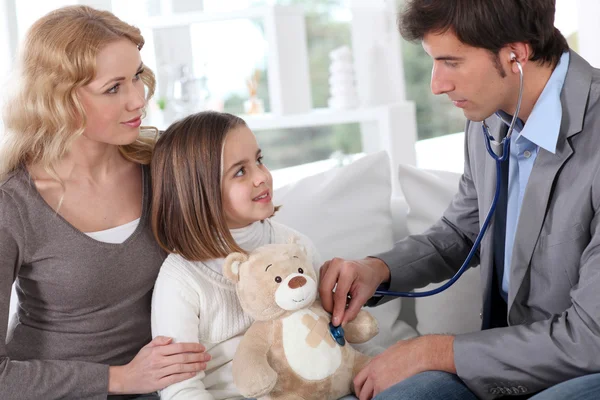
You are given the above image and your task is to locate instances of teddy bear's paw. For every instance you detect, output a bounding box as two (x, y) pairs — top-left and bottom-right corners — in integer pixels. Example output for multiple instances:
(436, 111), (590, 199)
(343, 310), (379, 344)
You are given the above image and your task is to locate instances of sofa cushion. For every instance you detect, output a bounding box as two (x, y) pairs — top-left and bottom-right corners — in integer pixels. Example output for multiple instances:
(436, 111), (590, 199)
(397, 163), (482, 335)
(273, 152), (418, 354)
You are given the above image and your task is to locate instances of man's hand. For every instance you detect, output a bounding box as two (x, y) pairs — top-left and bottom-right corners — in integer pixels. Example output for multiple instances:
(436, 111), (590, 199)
(319, 257), (390, 326)
(354, 335), (456, 400)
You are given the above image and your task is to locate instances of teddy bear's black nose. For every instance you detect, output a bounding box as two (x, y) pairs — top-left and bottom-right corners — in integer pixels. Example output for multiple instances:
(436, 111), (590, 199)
(288, 276), (307, 289)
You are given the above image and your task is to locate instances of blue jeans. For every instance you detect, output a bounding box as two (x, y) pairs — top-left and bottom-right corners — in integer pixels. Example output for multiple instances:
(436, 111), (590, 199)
(529, 373), (600, 400)
(374, 371), (477, 400)
(371, 371), (600, 400)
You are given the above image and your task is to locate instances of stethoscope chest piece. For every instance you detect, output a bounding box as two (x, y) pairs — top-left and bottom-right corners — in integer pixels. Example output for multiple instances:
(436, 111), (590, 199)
(328, 322), (346, 346)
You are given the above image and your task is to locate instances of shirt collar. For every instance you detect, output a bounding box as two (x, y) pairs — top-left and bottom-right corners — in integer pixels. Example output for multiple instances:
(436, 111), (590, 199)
(497, 51), (569, 154)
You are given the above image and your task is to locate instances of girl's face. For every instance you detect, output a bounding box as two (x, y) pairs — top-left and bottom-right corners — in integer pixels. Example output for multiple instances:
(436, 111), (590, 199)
(76, 39), (146, 146)
(221, 126), (274, 229)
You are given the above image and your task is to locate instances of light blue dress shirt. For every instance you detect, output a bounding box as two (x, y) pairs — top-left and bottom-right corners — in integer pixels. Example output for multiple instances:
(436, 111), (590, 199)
(496, 51), (569, 301)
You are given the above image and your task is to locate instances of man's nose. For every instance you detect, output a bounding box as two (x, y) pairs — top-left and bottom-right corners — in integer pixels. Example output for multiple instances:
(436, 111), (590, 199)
(430, 67), (453, 95)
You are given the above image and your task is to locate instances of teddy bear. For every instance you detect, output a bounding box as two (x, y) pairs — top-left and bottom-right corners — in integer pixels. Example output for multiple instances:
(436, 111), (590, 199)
(223, 240), (379, 400)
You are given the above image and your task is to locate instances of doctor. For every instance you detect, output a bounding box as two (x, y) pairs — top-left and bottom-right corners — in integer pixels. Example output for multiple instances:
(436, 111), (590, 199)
(319, 0), (600, 399)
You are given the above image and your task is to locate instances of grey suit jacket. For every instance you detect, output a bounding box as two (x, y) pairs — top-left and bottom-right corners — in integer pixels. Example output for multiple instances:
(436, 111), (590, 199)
(375, 50), (600, 399)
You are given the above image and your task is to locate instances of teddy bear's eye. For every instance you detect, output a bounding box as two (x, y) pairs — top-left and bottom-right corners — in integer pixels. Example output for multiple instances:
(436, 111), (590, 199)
(275, 276), (282, 283)
(298, 268), (304, 274)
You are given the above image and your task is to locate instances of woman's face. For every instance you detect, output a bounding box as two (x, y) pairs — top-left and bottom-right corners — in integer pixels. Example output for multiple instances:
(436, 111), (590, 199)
(76, 39), (146, 146)
(221, 126), (274, 229)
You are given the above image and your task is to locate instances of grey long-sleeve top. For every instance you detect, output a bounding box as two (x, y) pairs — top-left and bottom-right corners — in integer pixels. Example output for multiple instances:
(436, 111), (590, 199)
(0, 165), (166, 399)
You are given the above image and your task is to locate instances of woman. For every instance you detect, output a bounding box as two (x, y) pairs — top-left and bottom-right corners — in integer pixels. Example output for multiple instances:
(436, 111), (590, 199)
(0, 6), (208, 399)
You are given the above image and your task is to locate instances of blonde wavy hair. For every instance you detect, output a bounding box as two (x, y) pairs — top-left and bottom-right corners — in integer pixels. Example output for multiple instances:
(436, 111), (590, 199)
(0, 5), (157, 179)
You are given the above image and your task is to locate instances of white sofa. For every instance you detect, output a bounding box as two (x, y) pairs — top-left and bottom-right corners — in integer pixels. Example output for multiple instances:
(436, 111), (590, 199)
(8, 151), (482, 353)
(272, 151), (482, 354)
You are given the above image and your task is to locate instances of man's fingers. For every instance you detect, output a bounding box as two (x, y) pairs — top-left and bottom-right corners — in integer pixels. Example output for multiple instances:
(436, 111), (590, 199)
(354, 363), (368, 395)
(343, 291), (368, 325)
(318, 259), (337, 313)
(359, 379), (374, 400)
(332, 268), (354, 326)
(319, 260), (330, 281)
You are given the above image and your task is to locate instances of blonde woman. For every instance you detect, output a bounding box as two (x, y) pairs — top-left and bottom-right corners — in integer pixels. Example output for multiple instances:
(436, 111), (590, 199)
(0, 6), (208, 400)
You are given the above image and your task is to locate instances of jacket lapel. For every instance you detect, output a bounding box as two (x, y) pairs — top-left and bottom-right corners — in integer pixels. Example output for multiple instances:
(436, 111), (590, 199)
(507, 50), (591, 317)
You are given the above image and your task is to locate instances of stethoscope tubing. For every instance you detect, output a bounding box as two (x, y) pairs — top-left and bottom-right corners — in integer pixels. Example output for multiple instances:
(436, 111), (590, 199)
(374, 59), (523, 298)
(374, 139), (509, 297)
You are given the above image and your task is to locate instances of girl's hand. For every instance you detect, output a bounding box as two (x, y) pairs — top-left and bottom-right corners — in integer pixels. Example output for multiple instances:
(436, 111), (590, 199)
(109, 336), (211, 394)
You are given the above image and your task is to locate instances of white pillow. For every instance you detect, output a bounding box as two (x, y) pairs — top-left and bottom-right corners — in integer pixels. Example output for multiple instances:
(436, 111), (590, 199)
(273, 151), (394, 261)
(397, 164), (462, 235)
(397, 164), (482, 335)
(273, 152), (418, 354)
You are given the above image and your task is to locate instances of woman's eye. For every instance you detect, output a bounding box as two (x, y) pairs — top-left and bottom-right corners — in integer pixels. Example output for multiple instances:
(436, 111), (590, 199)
(134, 69), (144, 81)
(106, 83), (120, 94)
(257, 156), (264, 165)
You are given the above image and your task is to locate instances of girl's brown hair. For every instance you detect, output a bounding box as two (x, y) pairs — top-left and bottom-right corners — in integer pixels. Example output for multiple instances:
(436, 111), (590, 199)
(0, 5), (157, 180)
(151, 111), (250, 261)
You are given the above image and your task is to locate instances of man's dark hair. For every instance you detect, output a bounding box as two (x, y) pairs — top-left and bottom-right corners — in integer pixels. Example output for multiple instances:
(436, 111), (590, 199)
(399, 0), (569, 67)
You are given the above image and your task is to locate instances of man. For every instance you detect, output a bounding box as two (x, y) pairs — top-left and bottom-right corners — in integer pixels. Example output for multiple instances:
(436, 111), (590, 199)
(319, 1), (600, 399)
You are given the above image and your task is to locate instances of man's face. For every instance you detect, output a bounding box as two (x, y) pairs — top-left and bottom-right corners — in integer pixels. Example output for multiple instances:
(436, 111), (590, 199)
(423, 30), (515, 122)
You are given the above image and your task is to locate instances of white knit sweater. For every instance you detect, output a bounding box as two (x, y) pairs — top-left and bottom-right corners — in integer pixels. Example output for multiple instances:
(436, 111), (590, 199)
(151, 219), (321, 400)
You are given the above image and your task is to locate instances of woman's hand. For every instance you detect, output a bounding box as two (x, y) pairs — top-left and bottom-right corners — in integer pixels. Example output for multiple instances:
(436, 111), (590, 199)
(108, 336), (210, 394)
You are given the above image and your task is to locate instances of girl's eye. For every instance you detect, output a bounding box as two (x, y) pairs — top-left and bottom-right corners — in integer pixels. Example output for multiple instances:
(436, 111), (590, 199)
(275, 276), (282, 283)
(234, 167), (245, 177)
(106, 83), (120, 94)
(257, 156), (264, 165)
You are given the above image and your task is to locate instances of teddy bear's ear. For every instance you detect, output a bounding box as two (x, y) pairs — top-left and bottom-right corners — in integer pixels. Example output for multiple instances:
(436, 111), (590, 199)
(223, 252), (249, 283)
(287, 236), (308, 256)
(287, 235), (300, 245)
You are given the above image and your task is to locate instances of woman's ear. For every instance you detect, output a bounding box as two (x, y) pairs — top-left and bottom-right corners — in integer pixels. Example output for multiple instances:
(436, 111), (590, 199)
(223, 252), (249, 283)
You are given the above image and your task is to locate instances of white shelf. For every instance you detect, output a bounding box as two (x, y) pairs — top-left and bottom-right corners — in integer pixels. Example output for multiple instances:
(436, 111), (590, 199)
(148, 104), (410, 132)
(240, 106), (397, 131)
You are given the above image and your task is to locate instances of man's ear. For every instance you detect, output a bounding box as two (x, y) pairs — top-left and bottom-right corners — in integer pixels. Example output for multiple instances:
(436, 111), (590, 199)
(223, 252), (249, 283)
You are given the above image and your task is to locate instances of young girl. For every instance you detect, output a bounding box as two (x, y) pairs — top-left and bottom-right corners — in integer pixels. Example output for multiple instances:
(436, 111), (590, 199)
(150, 111), (321, 399)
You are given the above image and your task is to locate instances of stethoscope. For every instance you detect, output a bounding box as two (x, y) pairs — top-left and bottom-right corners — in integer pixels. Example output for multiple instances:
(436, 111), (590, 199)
(372, 54), (525, 299)
(329, 55), (524, 344)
